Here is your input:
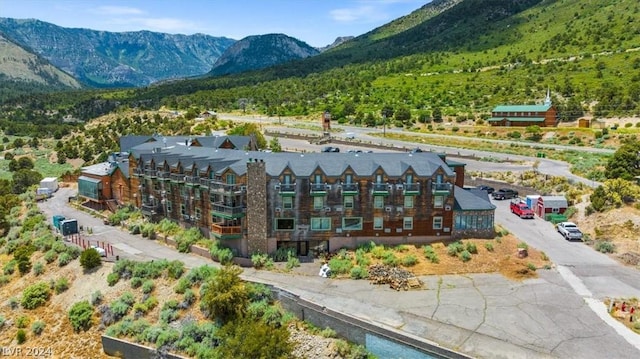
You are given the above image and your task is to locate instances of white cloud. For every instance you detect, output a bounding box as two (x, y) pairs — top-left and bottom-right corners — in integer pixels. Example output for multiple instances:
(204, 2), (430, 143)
(330, 5), (381, 23)
(93, 6), (145, 15)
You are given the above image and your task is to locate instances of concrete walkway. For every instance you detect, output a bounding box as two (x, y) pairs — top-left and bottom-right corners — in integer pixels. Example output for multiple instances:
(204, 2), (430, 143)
(39, 188), (640, 359)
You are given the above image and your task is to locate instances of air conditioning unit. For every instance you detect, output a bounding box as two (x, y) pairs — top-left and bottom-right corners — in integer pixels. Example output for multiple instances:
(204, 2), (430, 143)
(325, 184), (332, 190)
(275, 207), (282, 212)
(387, 184), (393, 191)
(445, 205), (452, 211)
(396, 206), (403, 213)
(324, 207), (331, 212)
(385, 206), (393, 212)
(335, 206), (343, 212)
(444, 227), (451, 233)
(396, 184), (404, 190)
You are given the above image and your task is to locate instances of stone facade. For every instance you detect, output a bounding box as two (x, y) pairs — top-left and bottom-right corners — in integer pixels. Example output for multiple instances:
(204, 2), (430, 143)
(246, 159), (268, 256)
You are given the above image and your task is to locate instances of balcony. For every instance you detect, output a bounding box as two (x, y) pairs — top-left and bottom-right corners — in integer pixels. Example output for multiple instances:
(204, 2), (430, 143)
(404, 182), (421, 195)
(132, 168), (144, 177)
(211, 223), (243, 240)
(372, 183), (389, 196)
(432, 182), (452, 195)
(141, 203), (158, 216)
(156, 171), (170, 180)
(310, 183), (329, 196)
(170, 173), (186, 183)
(210, 203), (246, 219)
(209, 182), (245, 194)
(341, 183), (359, 194)
(184, 175), (200, 186)
(143, 169), (157, 178)
(277, 183), (296, 196)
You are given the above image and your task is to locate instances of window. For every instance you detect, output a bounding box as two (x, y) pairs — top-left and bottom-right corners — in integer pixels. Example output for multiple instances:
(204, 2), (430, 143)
(180, 204), (186, 216)
(311, 217), (331, 231)
(180, 186), (187, 197)
(282, 196), (293, 209)
(344, 195), (354, 209)
(403, 217), (413, 230)
(195, 208), (201, 220)
(194, 189), (201, 200)
(406, 174), (413, 184)
(314, 174), (322, 184)
(226, 174), (236, 184)
(404, 196), (414, 208)
(436, 174), (443, 184)
(433, 216), (443, 230)
(166, 184), (171, 194)
(376, 174), (383, 183)
(434, 196), (444, 208)
(275, 218), (295, 231)
(373, 217), (383, 230)
(314, 196), (324, 210)
(166, 201), (172, 212)
(283, 174), (292, 184)
(374, 196), (384, 208)
(342, 217), (363, 230)
(552, 207), (560, 213)
(345, 174), (353, 184)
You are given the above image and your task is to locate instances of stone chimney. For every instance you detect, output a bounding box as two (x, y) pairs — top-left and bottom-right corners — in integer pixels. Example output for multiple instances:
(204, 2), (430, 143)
(246, 158), (268, 255)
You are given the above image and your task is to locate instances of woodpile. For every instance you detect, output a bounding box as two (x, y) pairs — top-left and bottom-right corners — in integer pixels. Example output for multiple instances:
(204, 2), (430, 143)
(368, 264), (423, 291)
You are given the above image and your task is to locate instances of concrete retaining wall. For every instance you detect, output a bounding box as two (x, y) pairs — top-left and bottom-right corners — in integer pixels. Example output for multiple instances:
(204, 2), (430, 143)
(102, 335), (187, 359)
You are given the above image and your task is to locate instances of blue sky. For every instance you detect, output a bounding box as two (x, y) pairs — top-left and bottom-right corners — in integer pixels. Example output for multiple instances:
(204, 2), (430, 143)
(0, 0), (428, 47)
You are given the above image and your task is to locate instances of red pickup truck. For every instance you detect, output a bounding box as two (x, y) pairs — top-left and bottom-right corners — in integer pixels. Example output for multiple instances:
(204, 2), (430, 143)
(510, 199), (534, 219)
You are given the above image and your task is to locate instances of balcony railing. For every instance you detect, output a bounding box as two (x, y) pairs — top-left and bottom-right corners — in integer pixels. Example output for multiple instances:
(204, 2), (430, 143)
(341, 183), (359, 194)
(132, 168), (144, 177)
(210, 223), (243, 239)
(404, 182), (420, 195)
(170, 173), (186, 183)
(310, 183), (329, 196)
(143, 169), (157, 178)
(156, 171), (170, 180)
(432, 182), (452, 195)
(278, 183), (296, 196)
(184, 175), (200, 186)
(372, 182), (389, 195)
(211, 203), (246, 219)
(208, 182), (245, 194)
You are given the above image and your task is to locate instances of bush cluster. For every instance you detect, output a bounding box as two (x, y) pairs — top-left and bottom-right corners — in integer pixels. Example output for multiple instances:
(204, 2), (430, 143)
(68, 300), (94, 332)
(21, 282), (51, 309)
(423, 245), (439, 263)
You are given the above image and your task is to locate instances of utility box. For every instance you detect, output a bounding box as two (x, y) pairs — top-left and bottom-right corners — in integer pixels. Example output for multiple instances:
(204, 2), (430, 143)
(52, 215), (66, 231)
(60, 219), (79, 236)
(40, 177), (59, 192)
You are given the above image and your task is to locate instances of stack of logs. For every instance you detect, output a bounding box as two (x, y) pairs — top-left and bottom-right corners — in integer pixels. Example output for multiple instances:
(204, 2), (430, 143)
(368, 264), (423, 291)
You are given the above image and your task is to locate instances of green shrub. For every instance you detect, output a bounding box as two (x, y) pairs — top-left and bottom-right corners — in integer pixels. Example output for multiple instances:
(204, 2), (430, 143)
(356, 241), (376, 253)
(355, 249), (371, 267)
(31, 320), (45, 335)
(447, 241), (464, 256)
(130, 277), (143, 289)
(0, 275), (10, 286)
(286, 254), (300, 270)
(167, 260), (185, 279)
(43, 250), (57, 264)
(175, 227), (202, 253)
(54, 277), (70, 294)
(160, 308), (180, 324)
(465, 242), (478, 254)
(156, 327), (181, 348)
(128, 224), (141, 235)
(484, 242), (494, 252)
(3, 260), (16, 275)
(174, 278), (190, 294)
(595, 241), (615, 253)
(383, 252), (399, 267)
(80, 248), (102, 271)
(423, 245), (440, 264)
(370, 246), (387, 259)
(9, 297), (19, 309)
(65, 245), (82, 259)
(350, 266), (369, 279)
(110, 300), (131, 320)
(16, 329), (27, 344)
(394, 244), (410, 252)
(251, 253), (272, 269)
(402, 254), (419, 267)
(527, 263), (537, 271)
(68, 301), (94, 332)
(90, 291), (103, 306)
(328, 257), (353, 275)
(141, 280), (155, 294)
(32, 262), (45, 276)
(21, 282), (51, 309)
(16, 315), (30, 328)
(144, 296), (158, 311)
(459, 250), (472, 262)
(107, 272), (120, 286)
(58, 252), (72, 267)
(271, 247), (295, 262)
(517, 242), (529, 250)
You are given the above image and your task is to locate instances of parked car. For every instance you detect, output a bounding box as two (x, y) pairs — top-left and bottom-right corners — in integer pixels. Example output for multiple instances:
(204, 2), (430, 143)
(491, 188), (518, 200)
(510, 199), (534, 219)
(322, 146), (340, 152)
(478, 185), (495, 194)
(557, 222), (583, 241)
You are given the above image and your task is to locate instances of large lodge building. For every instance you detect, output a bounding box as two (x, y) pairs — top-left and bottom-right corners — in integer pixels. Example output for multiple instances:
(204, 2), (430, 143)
(78, 135), (496, 258)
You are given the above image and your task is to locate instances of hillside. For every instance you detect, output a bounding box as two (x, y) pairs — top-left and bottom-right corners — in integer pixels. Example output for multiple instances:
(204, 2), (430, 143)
(0, 18), (236, 87)
(0, 33), (81, 101)
(209, 34), (319, 77)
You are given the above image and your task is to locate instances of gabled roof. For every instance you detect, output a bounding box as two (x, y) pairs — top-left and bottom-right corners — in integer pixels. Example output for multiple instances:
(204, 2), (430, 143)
(487, 117), (545, 122)
(131, 146), (455, 178)
(120, 135), (156, 152)
(453, 187), (495, 211)
(492, 104), (553, 112)
(539, 195), (567, 208)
